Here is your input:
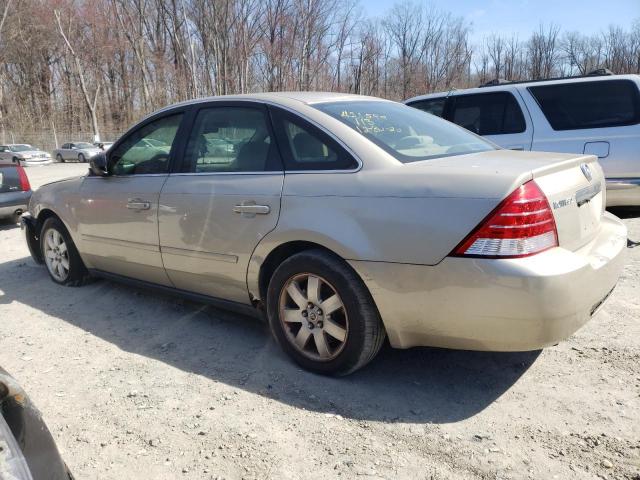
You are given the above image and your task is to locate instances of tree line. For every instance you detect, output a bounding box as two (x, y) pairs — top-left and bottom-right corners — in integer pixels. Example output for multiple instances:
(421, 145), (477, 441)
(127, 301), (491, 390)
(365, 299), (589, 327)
(0, 0), (639, 143)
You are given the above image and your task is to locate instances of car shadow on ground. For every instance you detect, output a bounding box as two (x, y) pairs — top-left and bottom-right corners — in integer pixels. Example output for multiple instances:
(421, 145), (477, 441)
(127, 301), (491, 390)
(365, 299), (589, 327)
(0, 219), (20, 231)
(0, 256), (540, 424)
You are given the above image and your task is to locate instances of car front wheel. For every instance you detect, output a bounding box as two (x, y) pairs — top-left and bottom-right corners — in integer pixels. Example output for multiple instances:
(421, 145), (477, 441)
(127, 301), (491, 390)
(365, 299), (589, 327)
(267, 250), (385, 376)
(78, 153), (86, 163)
(40, 217), (89, 286)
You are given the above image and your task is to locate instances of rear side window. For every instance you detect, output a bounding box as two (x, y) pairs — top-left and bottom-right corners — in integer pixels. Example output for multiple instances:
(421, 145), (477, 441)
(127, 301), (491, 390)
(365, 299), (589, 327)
(408, 98), (446, 117)
(0, 166), (19, 193)
(449, 92), (526, 135)
(529, 80), (640, 130)
(182, 106), (281, 173)
(270, 108), (358, 171)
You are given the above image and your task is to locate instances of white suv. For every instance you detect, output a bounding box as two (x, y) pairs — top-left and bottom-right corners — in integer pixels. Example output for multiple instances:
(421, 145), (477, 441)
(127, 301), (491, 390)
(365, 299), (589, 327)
(405, 73), (640, 206)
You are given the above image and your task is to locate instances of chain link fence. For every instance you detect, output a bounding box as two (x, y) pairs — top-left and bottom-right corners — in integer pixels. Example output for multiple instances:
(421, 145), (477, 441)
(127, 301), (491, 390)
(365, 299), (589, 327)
(0, 131), (122, 153)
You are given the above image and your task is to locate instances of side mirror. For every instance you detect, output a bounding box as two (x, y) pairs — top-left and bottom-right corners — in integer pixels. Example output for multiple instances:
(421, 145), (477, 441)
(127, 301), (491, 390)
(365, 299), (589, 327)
(89, 152), (109, 176)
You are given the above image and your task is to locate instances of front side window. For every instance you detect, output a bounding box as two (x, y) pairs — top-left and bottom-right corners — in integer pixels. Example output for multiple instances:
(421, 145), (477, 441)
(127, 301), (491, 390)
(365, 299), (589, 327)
(529, 80), (640, 130)
(314, 101), (494, 163)
(408, 98), (446, 117)
(110, 114), (183, 175)
(182, 107), (280, 173)
(449, 92), (526, 135)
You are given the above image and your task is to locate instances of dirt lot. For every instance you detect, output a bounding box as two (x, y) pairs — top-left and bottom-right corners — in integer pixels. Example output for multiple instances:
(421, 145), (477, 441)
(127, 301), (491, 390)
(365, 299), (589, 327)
(1, 164), (639, 480)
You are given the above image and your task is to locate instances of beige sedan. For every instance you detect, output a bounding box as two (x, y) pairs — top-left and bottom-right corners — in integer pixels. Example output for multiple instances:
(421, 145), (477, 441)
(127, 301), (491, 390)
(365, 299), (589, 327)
(22, 93), (627, 375)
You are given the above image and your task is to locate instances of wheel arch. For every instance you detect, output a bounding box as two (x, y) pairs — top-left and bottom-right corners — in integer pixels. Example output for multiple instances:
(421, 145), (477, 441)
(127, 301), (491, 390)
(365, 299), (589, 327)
(254, 240), (336, 304)
(249, 237), (379, 317)
(35, 208), (65, 234)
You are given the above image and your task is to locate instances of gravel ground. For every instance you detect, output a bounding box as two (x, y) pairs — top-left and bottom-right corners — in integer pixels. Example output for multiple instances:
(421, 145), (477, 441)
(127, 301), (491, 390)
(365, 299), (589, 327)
(0, 164), (639, 480)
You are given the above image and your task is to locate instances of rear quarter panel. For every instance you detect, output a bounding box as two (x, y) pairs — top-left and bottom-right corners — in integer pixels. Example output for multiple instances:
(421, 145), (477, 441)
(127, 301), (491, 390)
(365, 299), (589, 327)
(247, 169), (500, 300)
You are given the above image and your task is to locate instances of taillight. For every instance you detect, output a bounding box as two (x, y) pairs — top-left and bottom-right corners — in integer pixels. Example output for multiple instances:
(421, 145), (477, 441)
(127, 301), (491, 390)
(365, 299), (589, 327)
(451, 180), (558, 258)
(16, 165), (30, 191)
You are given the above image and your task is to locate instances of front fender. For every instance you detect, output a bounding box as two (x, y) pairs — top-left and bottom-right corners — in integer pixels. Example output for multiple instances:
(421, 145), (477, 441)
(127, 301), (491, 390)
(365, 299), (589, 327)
(29, 176), (85, 243)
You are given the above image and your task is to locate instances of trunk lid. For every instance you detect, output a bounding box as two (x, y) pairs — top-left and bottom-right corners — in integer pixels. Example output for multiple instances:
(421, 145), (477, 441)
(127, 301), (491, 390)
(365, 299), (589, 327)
(531, 154), (604, 252)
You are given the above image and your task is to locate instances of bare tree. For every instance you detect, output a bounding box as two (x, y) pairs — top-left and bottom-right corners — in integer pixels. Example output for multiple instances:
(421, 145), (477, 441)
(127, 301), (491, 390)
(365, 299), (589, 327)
(0, 0), (638, 148)
(54, 8), (101, 140)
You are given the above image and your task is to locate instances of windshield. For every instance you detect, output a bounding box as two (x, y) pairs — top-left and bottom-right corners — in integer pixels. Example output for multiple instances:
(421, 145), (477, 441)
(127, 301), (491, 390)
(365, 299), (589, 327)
(313, 101), (495, 163)
(10, 144), (33, 152)
(75, 142), (95, 149)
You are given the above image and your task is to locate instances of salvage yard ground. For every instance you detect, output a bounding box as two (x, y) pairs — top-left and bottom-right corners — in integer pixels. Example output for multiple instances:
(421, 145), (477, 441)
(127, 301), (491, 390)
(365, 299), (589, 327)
(0, 163), (639, 480)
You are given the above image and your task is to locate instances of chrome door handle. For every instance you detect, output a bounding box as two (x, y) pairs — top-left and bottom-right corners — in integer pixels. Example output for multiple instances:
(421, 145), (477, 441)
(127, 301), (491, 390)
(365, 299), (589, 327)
(233, 203), (270, 216)
(127, 198), (151, 210)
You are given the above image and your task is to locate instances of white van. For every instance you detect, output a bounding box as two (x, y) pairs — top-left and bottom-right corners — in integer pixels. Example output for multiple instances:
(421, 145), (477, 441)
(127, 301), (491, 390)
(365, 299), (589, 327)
(405, 73), (640, 206)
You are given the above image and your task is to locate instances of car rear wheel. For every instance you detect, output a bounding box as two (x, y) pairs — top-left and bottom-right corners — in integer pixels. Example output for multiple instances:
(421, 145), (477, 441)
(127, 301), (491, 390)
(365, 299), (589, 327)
(78, 153), (86, 163)
(267, 250), (385, 376)
(40, 217), (89, 286)
(56, 154), (64, 163)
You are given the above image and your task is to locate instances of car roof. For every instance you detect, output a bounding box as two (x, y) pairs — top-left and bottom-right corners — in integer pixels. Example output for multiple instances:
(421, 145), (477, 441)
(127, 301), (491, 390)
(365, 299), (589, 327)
(405, 73), (640, 103)
(147, 92), (390, 121)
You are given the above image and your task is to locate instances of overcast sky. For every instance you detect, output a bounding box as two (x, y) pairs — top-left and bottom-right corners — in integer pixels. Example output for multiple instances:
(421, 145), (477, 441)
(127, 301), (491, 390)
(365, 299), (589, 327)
(366, 0), (639, 42)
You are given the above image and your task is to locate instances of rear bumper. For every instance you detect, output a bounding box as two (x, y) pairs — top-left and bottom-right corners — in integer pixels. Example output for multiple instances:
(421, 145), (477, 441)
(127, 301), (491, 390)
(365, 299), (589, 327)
(23, 159), (53, 166)
(606, 177), (640, 207)
(0, 191), (31, 218)
(350, 212), (627, 351)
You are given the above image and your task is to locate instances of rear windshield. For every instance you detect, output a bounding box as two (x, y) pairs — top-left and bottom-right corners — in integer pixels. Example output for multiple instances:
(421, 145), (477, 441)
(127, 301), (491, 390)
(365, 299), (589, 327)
(528, 80), (640, 130)
(10, 144), (33, 152)
(0, 165), (19, 193)
(313, 101), (494, 163)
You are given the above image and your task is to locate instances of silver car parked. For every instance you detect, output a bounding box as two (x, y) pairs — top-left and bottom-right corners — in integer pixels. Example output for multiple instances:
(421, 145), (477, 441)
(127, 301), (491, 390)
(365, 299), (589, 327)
(53, 141), (102, 163)
(0, 144), (52, 166)
(22, 93), (627, 375)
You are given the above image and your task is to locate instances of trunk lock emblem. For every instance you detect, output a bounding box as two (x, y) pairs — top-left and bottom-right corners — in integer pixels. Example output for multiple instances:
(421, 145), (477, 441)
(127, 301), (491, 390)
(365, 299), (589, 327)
(580, 163), (592, 182)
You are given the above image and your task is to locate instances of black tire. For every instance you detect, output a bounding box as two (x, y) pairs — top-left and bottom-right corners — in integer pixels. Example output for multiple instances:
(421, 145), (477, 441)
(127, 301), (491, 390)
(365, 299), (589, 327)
(78, 153), (86, 163)
(56, 154), (64, 163)
(267, 249), (385, 376)
(12, 156), (20, 166)
(39, 217), (90, 286)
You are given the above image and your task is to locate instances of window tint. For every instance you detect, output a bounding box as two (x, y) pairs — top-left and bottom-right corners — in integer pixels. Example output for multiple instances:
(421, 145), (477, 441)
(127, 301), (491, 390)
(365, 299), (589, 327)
(408, 98), (446, 117)
(110, 114), (182, 175)
(182, 107), (280, 173)
(271, 109), (358, 170)
(314, 101), (493, 164)
(529, 80), (640, 130)
(449, 92), (526, 135)
(0, 165), (19, 193)
(61, 144), (69, 149)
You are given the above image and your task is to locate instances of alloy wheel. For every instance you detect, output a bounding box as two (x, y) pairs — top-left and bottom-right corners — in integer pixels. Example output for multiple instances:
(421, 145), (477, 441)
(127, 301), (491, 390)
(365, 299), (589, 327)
(278, 273), (349, 361)
(43, 228), (70, 282)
